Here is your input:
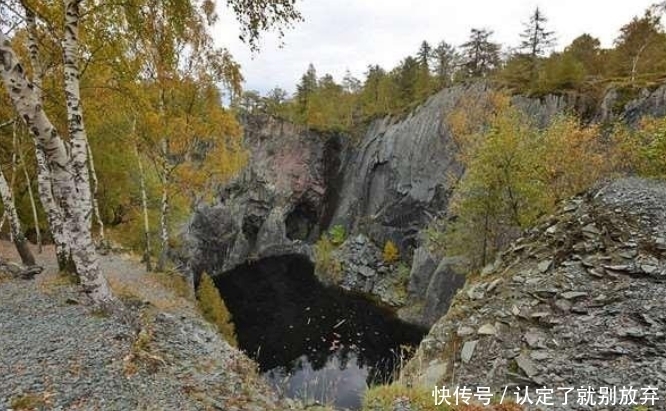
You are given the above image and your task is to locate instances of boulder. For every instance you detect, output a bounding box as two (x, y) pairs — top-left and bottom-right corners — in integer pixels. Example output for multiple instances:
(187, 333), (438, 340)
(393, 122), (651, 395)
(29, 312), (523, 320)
(406, 246), (438, 300)
(422, 257), (467, 325)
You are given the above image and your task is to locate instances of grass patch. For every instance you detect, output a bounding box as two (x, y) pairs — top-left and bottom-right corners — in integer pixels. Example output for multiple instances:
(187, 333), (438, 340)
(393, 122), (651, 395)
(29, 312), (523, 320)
(38, 271), (79, 295)
(151, 271), (193, 301)
(123, 313), (166, 375)
(363, 384), (444, 411)
(107, 275), (144, 303)
(10, 393), (46, 410)
(315, 235), (343, 283)
(383, 240), (400, 264)
(363, 383), (525, 411)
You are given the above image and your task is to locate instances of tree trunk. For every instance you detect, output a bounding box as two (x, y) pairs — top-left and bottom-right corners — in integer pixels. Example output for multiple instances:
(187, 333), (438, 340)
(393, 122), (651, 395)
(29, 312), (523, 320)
(0, 27), (112, 302)
(156, 177), (170, 272)
(134, 137), (152, 272)
(15, 123), (42, 253)
(631, 41), (650, 83)
(23, 3), (73, 271)
(36, 147), (73, 271)
(87, 141), (105, 241)
(0, 168), (35, 266)
(61, 0), (112, 301)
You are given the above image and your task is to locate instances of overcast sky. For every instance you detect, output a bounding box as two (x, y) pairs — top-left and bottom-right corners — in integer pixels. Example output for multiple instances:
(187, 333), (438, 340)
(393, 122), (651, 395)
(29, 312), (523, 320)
(212, 0), (659, 95)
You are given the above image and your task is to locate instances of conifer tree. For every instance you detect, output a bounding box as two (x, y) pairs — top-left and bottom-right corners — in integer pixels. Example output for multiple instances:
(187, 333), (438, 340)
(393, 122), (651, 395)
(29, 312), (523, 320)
(431, 41), (458, 88)
(519, 7), (556, 58)
(460, 28), (501, 78)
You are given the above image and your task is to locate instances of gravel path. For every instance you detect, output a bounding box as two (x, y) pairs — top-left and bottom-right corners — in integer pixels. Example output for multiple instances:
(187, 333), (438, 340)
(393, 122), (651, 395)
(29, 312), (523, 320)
(0, 242), (303, 411)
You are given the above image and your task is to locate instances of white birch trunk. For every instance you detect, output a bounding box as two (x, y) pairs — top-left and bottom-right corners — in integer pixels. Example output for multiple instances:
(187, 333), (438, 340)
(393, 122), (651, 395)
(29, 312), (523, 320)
(133, 125), (152, 271)
(8, 123), (18, 243)
(0, 27), (111, 302)
(86, 142), (104, 241)
(15, 122), (42, 253)
(0, 167), (35, 266)
(61, 0), (112, 301)
(23, 2), (71, 268)
(157, 176), (170, 272)
(20, 150), (42, 254)
(35, 147), (72, 269)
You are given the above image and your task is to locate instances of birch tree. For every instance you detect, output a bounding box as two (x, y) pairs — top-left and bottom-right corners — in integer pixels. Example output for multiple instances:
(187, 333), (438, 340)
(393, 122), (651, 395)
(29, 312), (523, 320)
(21, 0), (73, 271)
(0, 156), (35, 266)
(122, 0), (245, 272)
(613, 9), (666, 82)
(12, 119), (42, 253)
(0, 11), (112, 302)
(2, 0), (301, 294)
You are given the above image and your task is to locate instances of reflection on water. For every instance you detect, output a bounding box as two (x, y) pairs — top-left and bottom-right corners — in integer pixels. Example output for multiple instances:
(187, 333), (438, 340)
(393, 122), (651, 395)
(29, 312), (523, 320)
(266, 352), (368, 410)
(214, 255), (427, 410)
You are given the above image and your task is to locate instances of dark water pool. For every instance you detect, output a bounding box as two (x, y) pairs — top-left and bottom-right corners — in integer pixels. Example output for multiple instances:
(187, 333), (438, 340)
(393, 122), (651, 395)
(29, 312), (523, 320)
(213, 255), (427, 410)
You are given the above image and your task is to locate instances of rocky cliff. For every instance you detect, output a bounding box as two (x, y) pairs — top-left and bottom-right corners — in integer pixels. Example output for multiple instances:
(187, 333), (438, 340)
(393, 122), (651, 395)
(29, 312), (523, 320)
(403, 178), (666, 410)
(187, 115), (346, 278)
(186, 83), (666, 325)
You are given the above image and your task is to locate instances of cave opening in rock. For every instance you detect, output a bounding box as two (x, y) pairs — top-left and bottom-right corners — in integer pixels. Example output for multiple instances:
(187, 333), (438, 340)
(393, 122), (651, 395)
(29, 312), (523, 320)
(213, 255), (427, 410)
(285, 202), (318, 241)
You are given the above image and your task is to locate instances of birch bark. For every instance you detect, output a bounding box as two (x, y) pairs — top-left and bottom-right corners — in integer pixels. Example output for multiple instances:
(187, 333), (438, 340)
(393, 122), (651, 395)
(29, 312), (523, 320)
(23, 1), (72, 269)
(0, 27), (112, 301)
(61, 0), (112, 301)
(14, 121), (42, 253)
(157, 175), (170, 272)
(133, 119), (152, 271)
(0, 167), (35, 266)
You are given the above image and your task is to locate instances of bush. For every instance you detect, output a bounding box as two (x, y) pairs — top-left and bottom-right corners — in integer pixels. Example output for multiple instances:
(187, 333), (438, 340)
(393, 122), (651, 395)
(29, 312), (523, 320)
(328, 225), (346, 246)
(197, 272), (238, 347)
(315, 235), (343, 283)
(611, 117), (666, 178)
(383, 240), (400, 264)
(443, 98), (612, 270)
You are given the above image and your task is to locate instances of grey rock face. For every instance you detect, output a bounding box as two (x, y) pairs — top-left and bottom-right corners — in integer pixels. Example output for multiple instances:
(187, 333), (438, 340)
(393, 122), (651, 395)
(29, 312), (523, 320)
(406, 246), (438, 300)
(329, 85), (483, 254)
(186, 83), (666, 316)
(405, 178), (666, 409)
(187, 115), (345, 277)
(332, 234), (407, 307)
(421, 257), (466, 325)
(626, 84), (666, 121)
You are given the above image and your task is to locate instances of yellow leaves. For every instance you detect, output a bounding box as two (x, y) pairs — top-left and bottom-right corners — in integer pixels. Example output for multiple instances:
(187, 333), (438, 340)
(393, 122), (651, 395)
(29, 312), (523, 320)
(611, 116), (666, 178)
(197, 272), (238, 347)
(443, 100), (614, 268)
(446, 91), (511, 164)
(382, 240), (400, 264)
(537, 116), (607, 203)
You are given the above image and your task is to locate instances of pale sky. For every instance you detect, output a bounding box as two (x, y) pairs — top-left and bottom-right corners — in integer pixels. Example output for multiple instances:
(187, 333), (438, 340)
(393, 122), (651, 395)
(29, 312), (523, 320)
(212, 0), (659, 95)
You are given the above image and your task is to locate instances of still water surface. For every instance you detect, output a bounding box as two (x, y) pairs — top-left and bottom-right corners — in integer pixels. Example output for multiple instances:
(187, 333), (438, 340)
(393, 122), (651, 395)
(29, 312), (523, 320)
(214, 255), (427, 410)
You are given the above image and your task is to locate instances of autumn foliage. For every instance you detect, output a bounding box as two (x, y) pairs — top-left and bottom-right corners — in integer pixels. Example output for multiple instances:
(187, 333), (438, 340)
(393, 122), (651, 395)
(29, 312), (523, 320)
(439, 95), (611, 268)
(197, 272), (238, 347)
(383, 240), (400, 264)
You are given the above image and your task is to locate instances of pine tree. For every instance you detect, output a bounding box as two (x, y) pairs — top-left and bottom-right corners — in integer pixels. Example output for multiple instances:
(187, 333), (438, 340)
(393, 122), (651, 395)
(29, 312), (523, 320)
(417, 40), (432, 70)
(296, 64), (318, 120)
(460, 28), (501, 78)
(342, 70), (361, 93)
(519, 7), (556, 58)
(431, 41), (458, 88)
(394, 56), (421, 104)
